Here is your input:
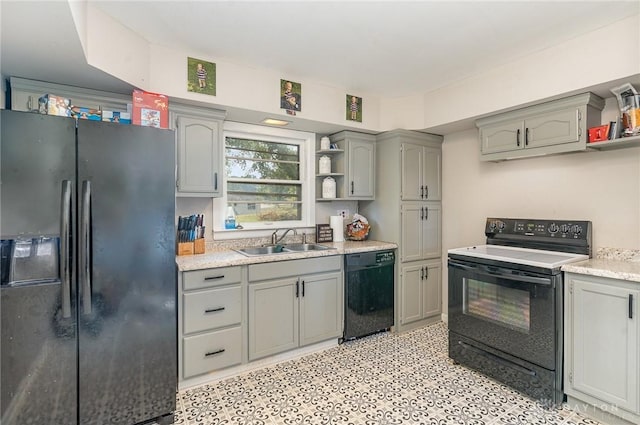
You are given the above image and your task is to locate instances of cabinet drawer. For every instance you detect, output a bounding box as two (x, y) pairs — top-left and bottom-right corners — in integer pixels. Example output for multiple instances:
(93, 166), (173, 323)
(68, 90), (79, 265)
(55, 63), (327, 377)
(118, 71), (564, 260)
(183, 286), (242, 334)
(249, 255), (341, 282)
(183, 327), (242, 378)
(183, 266), (242, 291)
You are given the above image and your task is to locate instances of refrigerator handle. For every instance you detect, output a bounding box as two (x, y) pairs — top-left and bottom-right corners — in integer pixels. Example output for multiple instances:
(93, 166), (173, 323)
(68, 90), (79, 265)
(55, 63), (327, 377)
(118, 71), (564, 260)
(60, 180), (72, 318)
(80, 180), (92, 315)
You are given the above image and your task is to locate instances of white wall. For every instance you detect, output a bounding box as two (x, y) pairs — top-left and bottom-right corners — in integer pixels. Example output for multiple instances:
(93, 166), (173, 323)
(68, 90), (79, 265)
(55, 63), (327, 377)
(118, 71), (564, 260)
(440, 101), (640, 314)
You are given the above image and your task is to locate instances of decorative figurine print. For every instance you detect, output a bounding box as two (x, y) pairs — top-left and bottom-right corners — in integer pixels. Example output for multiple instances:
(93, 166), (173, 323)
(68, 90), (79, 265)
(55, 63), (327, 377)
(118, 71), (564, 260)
(346, 94), (362, 122)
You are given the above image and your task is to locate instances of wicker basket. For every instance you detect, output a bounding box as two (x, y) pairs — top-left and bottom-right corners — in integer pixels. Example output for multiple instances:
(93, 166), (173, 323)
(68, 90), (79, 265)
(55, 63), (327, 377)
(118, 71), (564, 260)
(346, 222), (370, 241)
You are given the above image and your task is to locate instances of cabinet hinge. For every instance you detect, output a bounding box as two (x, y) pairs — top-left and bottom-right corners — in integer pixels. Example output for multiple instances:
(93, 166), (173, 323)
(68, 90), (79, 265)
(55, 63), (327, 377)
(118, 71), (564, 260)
(569, 282), (573, 294)
(176, 180), (179, 189)
(568, 372), (573, 384)
(175, 119), (179, 128)
(577, 110), (582, 122)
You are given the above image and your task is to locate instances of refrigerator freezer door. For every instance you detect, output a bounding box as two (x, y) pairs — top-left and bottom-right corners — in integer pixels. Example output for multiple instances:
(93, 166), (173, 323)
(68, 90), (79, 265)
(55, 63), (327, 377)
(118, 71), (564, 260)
(76, 120), (176, 425)
(1, 111), (78, 424)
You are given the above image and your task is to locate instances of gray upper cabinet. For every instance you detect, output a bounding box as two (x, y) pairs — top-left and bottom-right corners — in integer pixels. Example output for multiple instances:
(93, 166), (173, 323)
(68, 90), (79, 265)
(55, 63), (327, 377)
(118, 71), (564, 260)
(477, 93), (604, 161)
(401, 142), (441, 201)
(172, 105), (226, 197)
(327, 131), (376, 200)
(8, 76), (131, 113)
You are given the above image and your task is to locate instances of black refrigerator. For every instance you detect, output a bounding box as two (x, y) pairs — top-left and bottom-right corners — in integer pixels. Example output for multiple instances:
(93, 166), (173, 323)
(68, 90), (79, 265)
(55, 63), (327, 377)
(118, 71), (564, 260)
(0, 110), (177, 424)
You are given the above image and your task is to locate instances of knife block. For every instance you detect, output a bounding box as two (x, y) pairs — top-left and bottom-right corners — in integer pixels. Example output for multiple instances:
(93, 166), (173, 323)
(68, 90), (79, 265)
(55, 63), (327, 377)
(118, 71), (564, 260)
(177, 238), (205, 256)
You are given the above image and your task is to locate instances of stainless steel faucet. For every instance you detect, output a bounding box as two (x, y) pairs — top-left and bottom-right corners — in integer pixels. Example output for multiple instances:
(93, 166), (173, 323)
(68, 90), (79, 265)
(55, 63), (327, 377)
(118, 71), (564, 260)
(271, 228), (297, 245)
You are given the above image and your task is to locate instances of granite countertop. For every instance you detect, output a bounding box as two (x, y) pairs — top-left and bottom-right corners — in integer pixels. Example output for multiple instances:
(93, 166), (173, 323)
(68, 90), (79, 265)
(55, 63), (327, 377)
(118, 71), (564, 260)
(176, 240), (398, 271)
(561, 247), (640, 283)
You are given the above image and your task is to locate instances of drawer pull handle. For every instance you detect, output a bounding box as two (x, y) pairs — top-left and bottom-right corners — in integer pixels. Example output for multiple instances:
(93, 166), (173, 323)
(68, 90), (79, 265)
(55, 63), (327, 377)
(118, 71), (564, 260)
(204, 275), (225, 281)
(205, 349), (225, 357)
(205, 307), (225, 313)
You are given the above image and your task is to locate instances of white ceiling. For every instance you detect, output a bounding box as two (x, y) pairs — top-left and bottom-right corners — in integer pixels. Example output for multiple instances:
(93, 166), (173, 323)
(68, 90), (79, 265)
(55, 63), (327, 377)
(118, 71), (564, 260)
(1, 1), (639, 106)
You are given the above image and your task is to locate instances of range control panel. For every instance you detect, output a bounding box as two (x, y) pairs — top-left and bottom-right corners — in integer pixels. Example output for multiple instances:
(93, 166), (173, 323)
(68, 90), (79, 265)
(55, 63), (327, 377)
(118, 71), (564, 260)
(485, 218), (591, 240)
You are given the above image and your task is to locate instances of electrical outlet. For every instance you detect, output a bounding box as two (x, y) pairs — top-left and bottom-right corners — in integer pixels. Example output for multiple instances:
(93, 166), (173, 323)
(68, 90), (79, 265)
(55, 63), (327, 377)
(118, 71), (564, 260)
(337, 209), (350, 219)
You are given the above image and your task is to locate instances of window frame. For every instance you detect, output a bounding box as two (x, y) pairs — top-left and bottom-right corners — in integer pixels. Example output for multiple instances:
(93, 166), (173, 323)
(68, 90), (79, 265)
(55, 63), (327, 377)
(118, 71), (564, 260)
(213, 121), (315, 238)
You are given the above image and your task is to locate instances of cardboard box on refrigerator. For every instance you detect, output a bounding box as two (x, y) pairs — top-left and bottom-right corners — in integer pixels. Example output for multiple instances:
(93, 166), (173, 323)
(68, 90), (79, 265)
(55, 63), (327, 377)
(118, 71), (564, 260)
(43, 94), (71, 117)
(132, 90), (169, 129)
(102, 110), (131, 124)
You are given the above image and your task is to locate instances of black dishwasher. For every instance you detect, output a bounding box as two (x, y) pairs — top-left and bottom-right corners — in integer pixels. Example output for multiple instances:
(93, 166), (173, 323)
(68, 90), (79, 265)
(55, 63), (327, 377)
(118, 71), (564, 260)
(342, 250), (395, 341)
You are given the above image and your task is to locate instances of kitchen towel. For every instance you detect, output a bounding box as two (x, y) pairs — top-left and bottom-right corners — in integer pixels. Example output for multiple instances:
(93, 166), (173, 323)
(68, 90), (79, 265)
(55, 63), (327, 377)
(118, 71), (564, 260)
(330, 215), (344, 242)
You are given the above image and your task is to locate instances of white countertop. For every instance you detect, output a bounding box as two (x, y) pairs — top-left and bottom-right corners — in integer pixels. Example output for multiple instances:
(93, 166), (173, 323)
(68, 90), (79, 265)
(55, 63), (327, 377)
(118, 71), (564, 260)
(562, 258), (640, 284)
(176, 240), (398, 271)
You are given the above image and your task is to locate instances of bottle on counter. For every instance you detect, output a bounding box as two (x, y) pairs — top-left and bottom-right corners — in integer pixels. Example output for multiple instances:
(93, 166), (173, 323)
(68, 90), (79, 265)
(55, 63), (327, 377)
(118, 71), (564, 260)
(224, 206), (236, 229)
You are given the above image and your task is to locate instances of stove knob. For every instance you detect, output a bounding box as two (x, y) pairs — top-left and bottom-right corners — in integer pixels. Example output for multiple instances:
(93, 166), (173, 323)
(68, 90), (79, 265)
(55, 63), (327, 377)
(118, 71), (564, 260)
(498, 221), (505, 230)
(572, 225), (582, 235)
(548, 223), (559, 234)
(489, 221), (497, 230)
(560, 224), (570, 234)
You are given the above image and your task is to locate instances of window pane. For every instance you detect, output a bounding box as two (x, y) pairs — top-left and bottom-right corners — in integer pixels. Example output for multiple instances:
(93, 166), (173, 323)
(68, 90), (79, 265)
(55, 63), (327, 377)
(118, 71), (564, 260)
(226, 137), (300, 180)
(230, 202), (302, 222)
(227, 182), (301, 202)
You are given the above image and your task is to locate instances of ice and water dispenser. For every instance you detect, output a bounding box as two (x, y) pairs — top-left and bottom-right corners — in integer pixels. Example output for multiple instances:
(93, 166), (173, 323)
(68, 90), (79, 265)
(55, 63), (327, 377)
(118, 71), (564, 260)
(0, 237), (60, 286)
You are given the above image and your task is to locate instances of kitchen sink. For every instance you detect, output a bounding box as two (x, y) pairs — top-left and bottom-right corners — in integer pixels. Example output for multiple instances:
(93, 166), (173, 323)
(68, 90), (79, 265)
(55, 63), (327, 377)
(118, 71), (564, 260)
(282, 243), (332, 252)
(234, 243), (333, 257)
(235, 245), (287, 256)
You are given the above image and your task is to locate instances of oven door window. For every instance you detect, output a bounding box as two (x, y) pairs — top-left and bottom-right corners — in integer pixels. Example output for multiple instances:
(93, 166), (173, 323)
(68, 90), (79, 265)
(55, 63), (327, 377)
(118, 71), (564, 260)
(448, 260), (558, 370)
(464, 278), (530, 333)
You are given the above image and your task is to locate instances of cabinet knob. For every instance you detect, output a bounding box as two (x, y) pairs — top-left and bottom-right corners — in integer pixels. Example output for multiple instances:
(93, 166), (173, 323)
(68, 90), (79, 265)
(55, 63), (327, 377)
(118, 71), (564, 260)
(420, 185), (424, 199)
(425, 186), (429, 200)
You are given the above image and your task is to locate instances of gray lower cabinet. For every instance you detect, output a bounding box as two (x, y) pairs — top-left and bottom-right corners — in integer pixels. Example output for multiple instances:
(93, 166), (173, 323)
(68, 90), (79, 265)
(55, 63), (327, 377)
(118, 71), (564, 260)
(171, 105), (226, 197)
(564, 272), (640, 423)
(248, 256), (343, 361)
(179, 266), (244, 381)
(477, 92), (604, 161)
(399, 260), (441, 326)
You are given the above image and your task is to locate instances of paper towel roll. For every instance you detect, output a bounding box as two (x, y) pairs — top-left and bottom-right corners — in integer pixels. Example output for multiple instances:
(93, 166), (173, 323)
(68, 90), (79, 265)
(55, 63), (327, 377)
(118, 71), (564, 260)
(330, 215), (344, 242)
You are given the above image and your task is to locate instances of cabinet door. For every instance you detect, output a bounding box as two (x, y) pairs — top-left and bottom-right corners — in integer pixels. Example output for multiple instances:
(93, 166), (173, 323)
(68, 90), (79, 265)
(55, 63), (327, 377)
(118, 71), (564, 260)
(347, 139), (375, 199)
(248, 278), (298, 361)
(525, 108), (579, 149)
(422, 204), (442, 259)
(422, 147), (441, 201)
(400, 263), (422, 325)
(479, 120), (523, 154)
(176, 115), (222, 196)
(400, 203), (422, 263)
(299, 272), (342, 346)
(422, 260), (442, 319)
(401, 142), (423, 201)
(569, 278), (638, 412)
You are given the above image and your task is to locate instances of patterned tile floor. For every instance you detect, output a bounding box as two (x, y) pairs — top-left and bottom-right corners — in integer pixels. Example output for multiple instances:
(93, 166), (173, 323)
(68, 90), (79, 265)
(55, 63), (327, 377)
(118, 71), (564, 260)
(175, 323), (602, 425)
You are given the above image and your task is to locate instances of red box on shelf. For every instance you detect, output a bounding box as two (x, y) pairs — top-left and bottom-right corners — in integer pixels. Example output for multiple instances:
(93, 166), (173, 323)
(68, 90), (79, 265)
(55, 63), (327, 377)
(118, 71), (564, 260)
(132, 90), (169, 129)
(588, 124), (610, 143)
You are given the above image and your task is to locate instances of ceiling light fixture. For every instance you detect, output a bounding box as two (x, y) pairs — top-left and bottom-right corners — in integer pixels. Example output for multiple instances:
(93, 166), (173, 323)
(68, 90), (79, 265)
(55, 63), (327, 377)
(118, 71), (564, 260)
(262, 118), (290, 126)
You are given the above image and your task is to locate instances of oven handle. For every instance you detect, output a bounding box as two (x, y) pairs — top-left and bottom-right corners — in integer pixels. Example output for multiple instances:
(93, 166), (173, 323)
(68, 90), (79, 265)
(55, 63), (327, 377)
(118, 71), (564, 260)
(448, 260), (551, 286)
(458, 341), (537, 377)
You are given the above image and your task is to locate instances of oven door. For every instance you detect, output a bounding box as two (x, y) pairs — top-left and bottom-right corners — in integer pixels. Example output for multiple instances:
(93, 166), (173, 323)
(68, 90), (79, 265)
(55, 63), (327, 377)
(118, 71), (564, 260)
(448, 258), (560, 370)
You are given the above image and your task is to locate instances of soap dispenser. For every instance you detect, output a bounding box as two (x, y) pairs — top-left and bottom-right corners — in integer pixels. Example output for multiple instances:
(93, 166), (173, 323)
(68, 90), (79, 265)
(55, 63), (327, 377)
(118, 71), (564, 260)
(224, 206), (237, 229)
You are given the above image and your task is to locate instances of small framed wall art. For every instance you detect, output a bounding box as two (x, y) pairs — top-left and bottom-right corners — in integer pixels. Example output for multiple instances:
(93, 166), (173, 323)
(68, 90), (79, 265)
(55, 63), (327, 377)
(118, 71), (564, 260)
(346, 94), (362, 122)
(280, 79), (302, 115)
(187, 57), (216, 96)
